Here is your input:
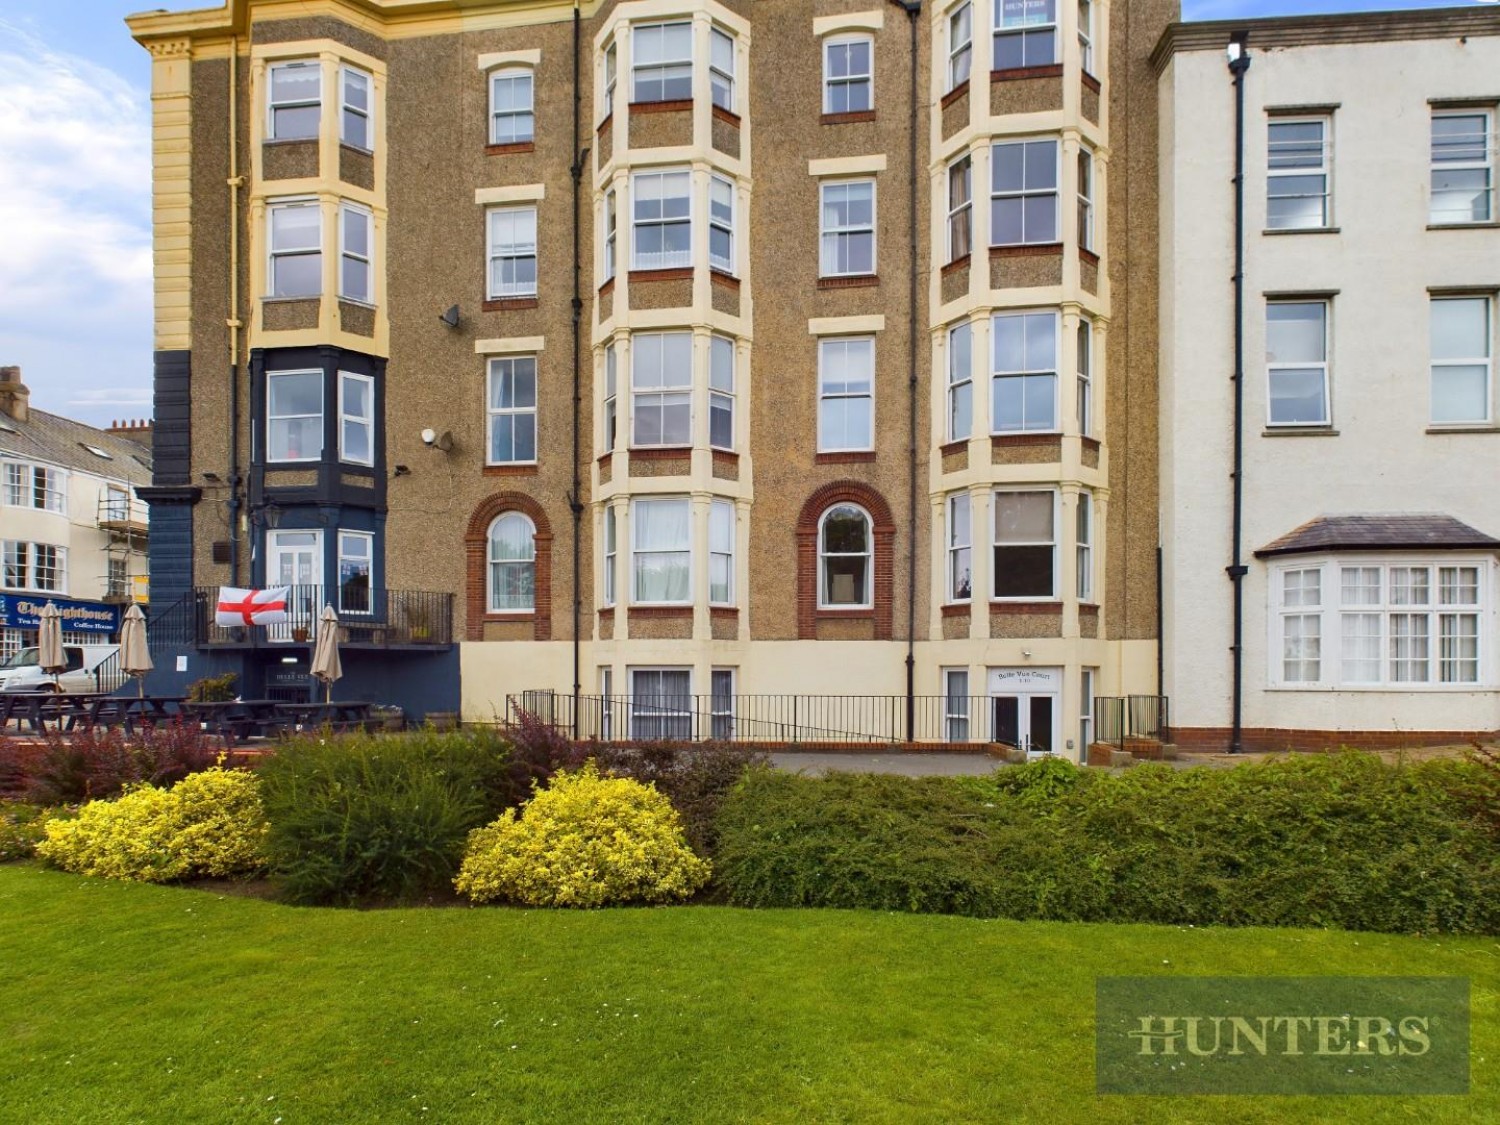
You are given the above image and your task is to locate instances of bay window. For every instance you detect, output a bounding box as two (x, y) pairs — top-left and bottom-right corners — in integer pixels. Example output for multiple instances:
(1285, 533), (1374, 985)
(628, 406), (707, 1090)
(632, 22), (692, 104)
(1274, 559), (1487, 687)
(632, 497), (691, 604)
(268, 61), (320, 140)
(1077, 148), (1095, 251)
(603, 344), (618, 451)
(633, 169), (692, 270)
(603, 506), (617, 607)
(604, 189), (618, 280)
(339, 203), (372, 303)
(991, 139), (1059, 245)
(338, 371), (374, 466)
(631, 332), (692, 447)
(1076, 491), (1093, 602)
(993, 0), (1058, 71)
(710, 335), (735, 449)
(268, 200), (321, 299)
(630, 667), (692, 740)
(948, 492), (972, 602)
(710, 27), (735, 112)
(1077, 318), (1092, 436)
(709, 499), (734, 605)
(338, 530), (372, 614)
(267, 371), (323, 462)
(948, 155), (972, 262)
(709, 176), (735, 274)
(340, 66), (371, 150)
(1, 462), (66, 514)
(945, 668), (971, 742)
(992, 310), (1059, 433)
(1, 541), (65, 593)
(993, 490), (1056, 599)
(1078, 0), (1094, 74)
(949, 320), (972, 441)
(948, 2), (973, 91)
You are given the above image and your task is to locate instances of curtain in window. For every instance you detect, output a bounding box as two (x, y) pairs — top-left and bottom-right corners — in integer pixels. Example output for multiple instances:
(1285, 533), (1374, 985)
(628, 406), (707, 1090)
(634, 499), (691, 602)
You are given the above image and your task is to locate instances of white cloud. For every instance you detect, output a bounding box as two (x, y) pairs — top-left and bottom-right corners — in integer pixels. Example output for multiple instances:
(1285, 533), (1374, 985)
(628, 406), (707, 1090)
(0, 18), (152, 423)
(69, 387), (153, 407)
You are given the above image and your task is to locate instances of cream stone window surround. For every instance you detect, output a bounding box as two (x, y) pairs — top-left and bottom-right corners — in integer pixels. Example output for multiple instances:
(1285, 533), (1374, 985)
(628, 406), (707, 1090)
(475, 336), (546, 355)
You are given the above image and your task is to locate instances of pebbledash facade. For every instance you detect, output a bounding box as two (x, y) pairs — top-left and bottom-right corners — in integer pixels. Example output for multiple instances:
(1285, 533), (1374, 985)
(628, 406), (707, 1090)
(126, 0), (1498, 752)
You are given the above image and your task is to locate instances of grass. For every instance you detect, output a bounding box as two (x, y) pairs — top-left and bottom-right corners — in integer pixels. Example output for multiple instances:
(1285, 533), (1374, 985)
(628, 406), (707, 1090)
(0, 864), (1496, 1124)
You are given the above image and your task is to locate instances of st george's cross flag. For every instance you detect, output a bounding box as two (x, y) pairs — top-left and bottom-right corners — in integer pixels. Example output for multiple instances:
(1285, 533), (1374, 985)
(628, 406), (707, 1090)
(215, 586), (291, 627)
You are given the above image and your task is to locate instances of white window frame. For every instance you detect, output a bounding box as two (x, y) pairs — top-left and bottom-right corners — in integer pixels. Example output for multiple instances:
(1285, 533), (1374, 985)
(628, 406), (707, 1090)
(337, 529), (374, 615)
(710, 27), (735, 113)
(103, 484), (129, 523)
(487, 356), (539, 465)
(1078, 0), (1094, 75)
(1267, 116), (1331, 231)
(631, 332), (693, 448)
(823, 34), (873, 115)
(338, 202), (372, 304)
(602, 505), (617, 607)
(991, 310), (1060, 434)
(488, 512), (536, 613)
(992, 0), (1059, 71)
(629, 666), (693, 740)
(631, 169), (692, 271)
(944, 668), (971, 742)
(490, 67), (535, 146)
(602, 40), (618, 120)
(949, 319), (973, 441)
(1269, 557), (1491, 689)
(709, 498), (735, 606)
(992, 488), (1059, 601)
(710, 334), (735, 451)
(1430, 108), (1494, 226)
(818, 504), (873, 610)
(948, 2), (973, 92)
(1, 462), (67, 515)
(631, 21), (693, 105)
(267, 199), (322, 299)
(819, 179), (876, 278)
(1266, 299), (1330, 428)
(603, 189), (618, 281)
(1430, 295), (1493, 426)
(1077, 317), (1093, 437)
(266, 369), (324, 463)
(817, 336), (876, 453)
(1, 541), (67, 595)
(603, 343), (618, 452)
(947, 491), (972, 603)
(1076, 490), (1093, 602)
(709, 175), (735, 275)
(338, 371), (374, 467)
(267, 60), (321, 141)
(487, 205), (538, 299)
(631, 496), (693, 606)
(948, 154), (973, 263)
(990, 138), (1060, 247)
(339, 65), (372, 151)
(1076, 147), (1095, 251)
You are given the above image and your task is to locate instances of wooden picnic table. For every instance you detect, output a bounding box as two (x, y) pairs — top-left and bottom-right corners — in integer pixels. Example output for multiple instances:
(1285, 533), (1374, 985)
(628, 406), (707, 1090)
(179, 699), (291, 741)
(276, 701), (375, 733)
(1, 693), (188, 735)
(84, 696), (187, 735)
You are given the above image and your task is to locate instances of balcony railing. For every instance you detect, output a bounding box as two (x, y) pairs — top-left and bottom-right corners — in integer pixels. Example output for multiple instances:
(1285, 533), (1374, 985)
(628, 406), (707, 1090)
(171, 586), (454, 649)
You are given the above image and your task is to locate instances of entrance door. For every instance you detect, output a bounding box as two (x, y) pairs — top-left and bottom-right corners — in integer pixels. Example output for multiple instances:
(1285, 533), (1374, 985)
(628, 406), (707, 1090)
(266, 530), (322, 642)
(987, 667), (1060, 757)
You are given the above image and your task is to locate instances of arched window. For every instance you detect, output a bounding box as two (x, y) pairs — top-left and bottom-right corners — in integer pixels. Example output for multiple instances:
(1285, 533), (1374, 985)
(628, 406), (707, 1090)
(488, 512), (536, 611)
(819, 504), (872, 608)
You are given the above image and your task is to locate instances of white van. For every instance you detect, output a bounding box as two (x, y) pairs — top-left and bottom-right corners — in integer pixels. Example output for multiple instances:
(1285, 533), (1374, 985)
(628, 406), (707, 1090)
(0, 645), (121, 694)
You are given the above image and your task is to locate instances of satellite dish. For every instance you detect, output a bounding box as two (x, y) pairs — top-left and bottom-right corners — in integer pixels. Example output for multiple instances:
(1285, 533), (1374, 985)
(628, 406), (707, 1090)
(435, 431), (454, 452)
(439, 305), (460, 328)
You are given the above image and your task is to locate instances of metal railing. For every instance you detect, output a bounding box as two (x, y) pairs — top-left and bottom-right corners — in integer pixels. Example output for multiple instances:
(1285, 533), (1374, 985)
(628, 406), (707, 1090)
(144, 586), (456, 648)
(1092, 695), (1169, 755)
(505, 692), (1057, 746)
(90, 648), (130, 694)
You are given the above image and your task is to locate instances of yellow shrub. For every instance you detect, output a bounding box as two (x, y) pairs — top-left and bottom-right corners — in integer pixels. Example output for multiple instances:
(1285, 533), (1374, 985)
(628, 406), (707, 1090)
(455, 762), (711, 907)
(36, 767), (268, 883)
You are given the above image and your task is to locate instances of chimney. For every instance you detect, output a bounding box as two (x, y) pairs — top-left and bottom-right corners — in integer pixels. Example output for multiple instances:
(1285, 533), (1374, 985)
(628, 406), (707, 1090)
(0, 366), (29, 423)
(107, 418), (153, 438)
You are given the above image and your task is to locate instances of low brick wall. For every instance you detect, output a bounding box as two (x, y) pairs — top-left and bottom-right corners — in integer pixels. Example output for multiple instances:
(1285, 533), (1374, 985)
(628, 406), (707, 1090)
(1170, 727), (1497, 754)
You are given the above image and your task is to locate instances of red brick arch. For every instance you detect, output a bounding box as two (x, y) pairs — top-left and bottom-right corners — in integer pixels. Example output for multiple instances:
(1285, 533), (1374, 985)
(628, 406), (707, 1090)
(465, 492), (553, 641)
(796, 481), (896, 639)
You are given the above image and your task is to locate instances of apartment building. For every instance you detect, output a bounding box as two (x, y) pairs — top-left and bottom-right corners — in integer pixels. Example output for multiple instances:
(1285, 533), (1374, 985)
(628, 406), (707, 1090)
(127, 0), (1169, 746)
(0, 368), (151, 659)
(1157, 7), (1500, 750)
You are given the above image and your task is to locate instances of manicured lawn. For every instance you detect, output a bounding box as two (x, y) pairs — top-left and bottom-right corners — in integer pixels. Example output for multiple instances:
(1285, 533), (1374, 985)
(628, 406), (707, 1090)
(1, 864), (1495, 1123)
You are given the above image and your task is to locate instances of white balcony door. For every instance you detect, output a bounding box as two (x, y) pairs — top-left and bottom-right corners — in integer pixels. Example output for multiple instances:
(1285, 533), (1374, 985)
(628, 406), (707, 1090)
(267, 529), (322, 642)
(987, 666), (1061, 756)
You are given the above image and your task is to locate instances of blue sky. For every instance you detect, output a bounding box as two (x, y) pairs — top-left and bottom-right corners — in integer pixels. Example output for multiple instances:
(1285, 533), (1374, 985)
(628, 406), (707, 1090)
(0, 0), (1481, 427)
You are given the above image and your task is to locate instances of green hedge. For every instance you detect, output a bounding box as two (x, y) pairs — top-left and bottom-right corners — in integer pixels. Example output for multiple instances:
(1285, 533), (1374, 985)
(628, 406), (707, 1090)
(713, 755), (1500, 934)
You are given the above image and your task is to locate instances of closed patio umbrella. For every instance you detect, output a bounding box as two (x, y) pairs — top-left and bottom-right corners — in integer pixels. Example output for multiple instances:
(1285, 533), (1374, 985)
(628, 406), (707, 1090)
(121, 603), (153, 698)
(310, 604), (342, 703)
(37, 602), (65, 680)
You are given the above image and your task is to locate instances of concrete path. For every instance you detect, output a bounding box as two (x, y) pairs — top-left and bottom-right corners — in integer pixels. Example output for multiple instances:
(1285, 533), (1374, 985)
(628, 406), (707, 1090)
(770, 751), (1001, 777)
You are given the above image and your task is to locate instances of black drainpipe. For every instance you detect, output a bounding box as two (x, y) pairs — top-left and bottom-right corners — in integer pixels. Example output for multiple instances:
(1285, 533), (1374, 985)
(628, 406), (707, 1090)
(890, 0), (921, 742)
(569, 2), (586, 737)
(1227, 33), (1251, 754)
(1155, 544), (1164, 699)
